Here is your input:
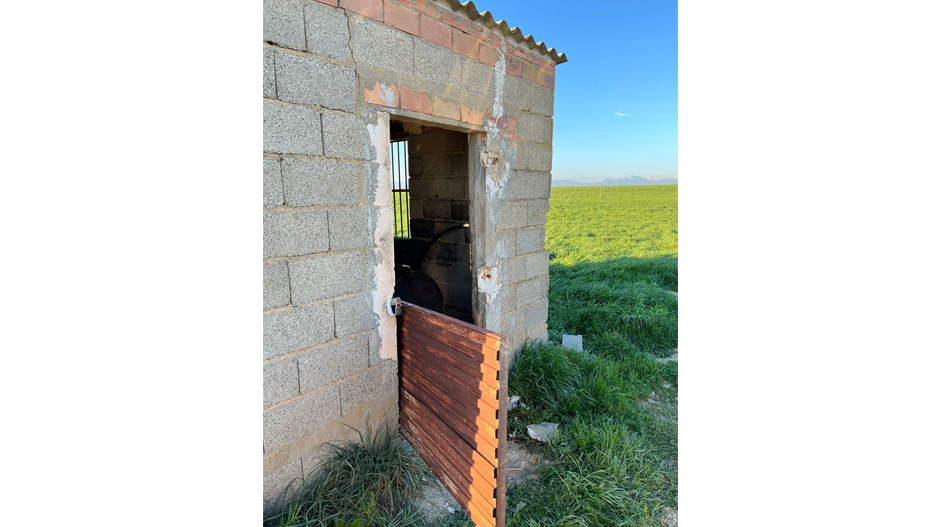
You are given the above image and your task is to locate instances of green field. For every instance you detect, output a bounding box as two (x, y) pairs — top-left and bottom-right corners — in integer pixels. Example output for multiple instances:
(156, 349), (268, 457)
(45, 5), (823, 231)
(503, 185), (679, 526)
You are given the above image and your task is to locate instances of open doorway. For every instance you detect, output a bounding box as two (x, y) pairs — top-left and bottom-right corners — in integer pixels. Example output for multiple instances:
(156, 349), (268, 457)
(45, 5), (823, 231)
(390, 119), (474, 324)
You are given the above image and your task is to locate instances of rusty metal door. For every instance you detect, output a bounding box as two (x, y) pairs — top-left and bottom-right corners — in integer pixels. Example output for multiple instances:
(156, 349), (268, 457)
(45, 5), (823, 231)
(396, 301), (507, 527)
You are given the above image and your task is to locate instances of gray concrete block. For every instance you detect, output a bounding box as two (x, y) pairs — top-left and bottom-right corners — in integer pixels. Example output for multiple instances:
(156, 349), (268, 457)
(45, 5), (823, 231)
(304, 1), (351, 59)
(263, 383), (341, 452)
(340, 362), (397, 415)
(263, 47), (277, 98)
(527, 323), (548, 342)
(460, 59), (494, 100)
(516, 276), (548, 308)
(423, 199), (450, 220)
(329, 208), (370, 250)
(518, 113), (552, 145)
(263, 357), (299, 408)
(349, 17), (414, 76)
(516, 226), (545, 256)
(500, 308), (526, 337)
(264, 302), (335, 359)
(507, 171), (551, 200)
(495, 231), (516, 260)
(504, 257), (526, 285)
(264, 0), (306, 50)
(264, 157), (284, 208)
(288, 252), (363, 305)
(264, 101), (322, 155)
(502, 74), (530, 111)
(281, 157), (360, 207)
(529, 82), (555, 117)
(496, 200), (527, 231)
(368, 328), (382, 367)
(334, 292), (374, 338)
(264, 261), (291, 310)
(263, 457), (303, 513)
(322, 112), (370, 160)
(500, 283), (516, 313)
(298, 333), (369, 393)
(275, 51), (357, 112)
(518, 142), (552, 172)
(527, 198), (550, 226)
(263, 209), (329, 258)
(414, 39), (461, 88)
(525, 250), (550, 280)
(562, 334), (583, 351)
(526, 299), (549, 328)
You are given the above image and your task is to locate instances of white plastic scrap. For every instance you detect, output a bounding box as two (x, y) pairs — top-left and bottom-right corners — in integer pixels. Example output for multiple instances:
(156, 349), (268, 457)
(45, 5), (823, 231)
(507, 395), (527, 411)
(526, 422), (559, 442)
(562, 334), (583, 351)
(446, 506), (455, 514)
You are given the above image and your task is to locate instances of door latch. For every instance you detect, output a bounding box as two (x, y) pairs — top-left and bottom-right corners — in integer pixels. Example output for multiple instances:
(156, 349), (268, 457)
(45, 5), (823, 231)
(387, 297), (402, 316)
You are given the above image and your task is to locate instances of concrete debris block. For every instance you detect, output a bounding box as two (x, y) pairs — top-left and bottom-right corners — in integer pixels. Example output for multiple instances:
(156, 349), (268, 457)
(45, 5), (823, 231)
(562, 334), (583, 351)
(507, 395), (527, 411)
(526, 422), (558, 442)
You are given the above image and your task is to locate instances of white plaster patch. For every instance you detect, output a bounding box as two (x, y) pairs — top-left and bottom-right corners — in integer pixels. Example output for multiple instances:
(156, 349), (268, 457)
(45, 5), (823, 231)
(368, 112), (397, 361)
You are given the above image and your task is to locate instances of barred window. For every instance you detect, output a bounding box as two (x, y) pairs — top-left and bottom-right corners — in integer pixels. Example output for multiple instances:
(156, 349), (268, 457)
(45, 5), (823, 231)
(390, 139), (410, 238)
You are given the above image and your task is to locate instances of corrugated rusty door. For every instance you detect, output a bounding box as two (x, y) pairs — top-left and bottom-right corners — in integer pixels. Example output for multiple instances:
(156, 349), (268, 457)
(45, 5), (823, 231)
(397, 301), (507, 527)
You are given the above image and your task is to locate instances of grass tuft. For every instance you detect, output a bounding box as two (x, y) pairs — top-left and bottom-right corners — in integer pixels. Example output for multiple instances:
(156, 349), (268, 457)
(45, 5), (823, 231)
(263, 421), (432, 527)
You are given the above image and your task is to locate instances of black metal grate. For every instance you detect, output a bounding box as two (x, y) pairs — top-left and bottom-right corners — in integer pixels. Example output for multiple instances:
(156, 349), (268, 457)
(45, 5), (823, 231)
(391, 139), (410, 238)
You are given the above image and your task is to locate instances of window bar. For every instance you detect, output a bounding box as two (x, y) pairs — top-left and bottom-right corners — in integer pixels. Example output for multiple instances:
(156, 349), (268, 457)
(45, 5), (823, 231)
(396, 141), (403, 237)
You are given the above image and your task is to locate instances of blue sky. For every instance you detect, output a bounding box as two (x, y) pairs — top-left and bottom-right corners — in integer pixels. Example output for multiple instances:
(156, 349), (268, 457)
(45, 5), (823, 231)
(474, 0), (678, 182)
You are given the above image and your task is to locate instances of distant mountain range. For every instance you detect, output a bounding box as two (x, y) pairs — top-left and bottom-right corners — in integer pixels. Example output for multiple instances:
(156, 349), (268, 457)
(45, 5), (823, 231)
(552, 176), (678, 187)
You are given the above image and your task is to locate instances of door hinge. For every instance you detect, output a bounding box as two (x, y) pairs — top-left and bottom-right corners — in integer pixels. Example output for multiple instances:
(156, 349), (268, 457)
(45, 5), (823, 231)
(387, 297), (402, 316)
(480, 150), (499, 167)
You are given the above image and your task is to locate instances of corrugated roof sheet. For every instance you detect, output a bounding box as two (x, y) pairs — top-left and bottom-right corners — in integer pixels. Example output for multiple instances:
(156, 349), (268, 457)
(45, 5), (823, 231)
(441, 0), (568, 64)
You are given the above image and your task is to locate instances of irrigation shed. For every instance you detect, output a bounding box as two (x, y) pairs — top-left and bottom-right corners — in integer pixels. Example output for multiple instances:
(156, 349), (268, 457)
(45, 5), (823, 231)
(263, 0), (566, 523)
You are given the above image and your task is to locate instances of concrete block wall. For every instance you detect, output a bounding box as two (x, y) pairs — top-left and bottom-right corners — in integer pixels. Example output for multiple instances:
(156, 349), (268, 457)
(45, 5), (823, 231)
(407, 127), (473, 322)
(264, 0), (558, 513)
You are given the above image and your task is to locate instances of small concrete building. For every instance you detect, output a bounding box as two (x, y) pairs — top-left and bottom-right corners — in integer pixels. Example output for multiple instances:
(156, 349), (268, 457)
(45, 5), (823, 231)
(263, 0), (566, 512)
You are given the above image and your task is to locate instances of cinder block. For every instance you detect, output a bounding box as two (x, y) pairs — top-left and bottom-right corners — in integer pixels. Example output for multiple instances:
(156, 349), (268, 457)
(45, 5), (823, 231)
(263, 47), (277, 98)
(264, 261), (291, 310)
(334, 292), (374, 337)
(329, 207), (371, 250)
(423, 199), (450, 220)
(500, 283), (516, 313)
(526, 298), (549, 328)
(264, 101), (322, 155)
(263, 302), (335, 359)
(448, 152), (469, 175)
(460, 59), (494, 99)
(264, 0), (306, 50)
(368, 328), (382, 367)
(518, 113), (552, 145)
(527, 323), (548, 342)
(263, 384), (341, 452)
(304, 1), (351, 59)
(500, 308), (526, 336)
(263, 209), (329, 258)
(504, 257), (526, 284)
(298, 333), (369, 393)
(264, 157), (284, 208)
(414, 39), (461, 88)
(516, 276), (548, 308)
(422, 153), (450, 176)
(496, 200), (527, 231)
(340, 362), (397, 414)
(450, 200), (469, 221)
(525, 250), (550, 280)
(495, 231), (516, 260)
(288, 252), (363, 305)
(507, 171), (551, 200)
(529, 82), (555, 117)
(263, 457), (303, 513)
(275, 52), (357, 112)
(518, 142), (552, 172)
(527, 198), (550, 226)
(515, 226), (545, 256)
(349, 17), (414, 76)
(322, 112), (370, 160)
(264, 357), (299, 408)
(281, 157), (360, 207)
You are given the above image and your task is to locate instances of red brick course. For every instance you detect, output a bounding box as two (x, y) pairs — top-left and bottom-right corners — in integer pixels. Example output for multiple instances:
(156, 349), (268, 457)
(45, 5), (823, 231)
(400, 88), (432, 114)
(478, 44), (499, 67)
(460, 104), (485, 126)
(421, 16), (452, 47)
(340, 0), (382, 20)
(505, 55), (523, 77)
(431, 97), (461, 121)
(383, 1), (420, 35)
(363, 80), (400, 108)
(452, 31), (479, 59)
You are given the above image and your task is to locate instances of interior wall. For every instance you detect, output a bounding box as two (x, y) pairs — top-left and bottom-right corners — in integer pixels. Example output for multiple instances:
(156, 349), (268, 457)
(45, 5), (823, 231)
(404, 127), (473, 323)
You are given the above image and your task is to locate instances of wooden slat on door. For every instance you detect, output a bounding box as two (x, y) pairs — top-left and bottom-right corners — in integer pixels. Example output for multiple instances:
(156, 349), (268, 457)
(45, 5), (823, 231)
(398, 302), (507, 527)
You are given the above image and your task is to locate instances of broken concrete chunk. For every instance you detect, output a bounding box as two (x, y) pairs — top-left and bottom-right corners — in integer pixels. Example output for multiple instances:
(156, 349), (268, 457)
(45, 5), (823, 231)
(526, 422), (559, 442)
(562, 334), (583, 351)
(507, 395), (527, 411)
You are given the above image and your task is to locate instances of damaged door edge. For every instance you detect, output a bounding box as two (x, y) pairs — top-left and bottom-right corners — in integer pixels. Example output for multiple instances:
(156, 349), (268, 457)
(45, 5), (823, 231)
(368, 111), (397, 361)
